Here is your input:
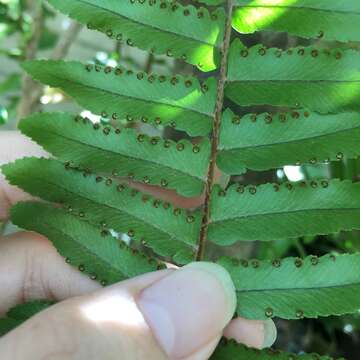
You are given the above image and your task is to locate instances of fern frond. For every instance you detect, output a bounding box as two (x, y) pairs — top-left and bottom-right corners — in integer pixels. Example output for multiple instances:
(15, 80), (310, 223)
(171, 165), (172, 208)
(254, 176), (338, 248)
(46, 0), (225, 72)
(226, 39), (360, 113)
(0, 301), (54, 336)
(217, 108), (360, 175)
(212, 341), (336, 360)
(11, 202), (159, 284)
(7, 300), (54, 321)
(3, 158), (200, 264)
(22, 60), (216, 136)
(0, 318), (21, 337)
(218, 253), (360, 320)
(232, 1), (360, 43)
(19, 112), (210, 197)
(208, 181), (360, 245)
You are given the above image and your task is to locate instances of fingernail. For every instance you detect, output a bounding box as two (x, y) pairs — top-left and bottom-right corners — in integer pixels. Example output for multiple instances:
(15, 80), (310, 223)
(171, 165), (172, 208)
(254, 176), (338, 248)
(262, 319), (277, 348)
(137, 262), (236, 359)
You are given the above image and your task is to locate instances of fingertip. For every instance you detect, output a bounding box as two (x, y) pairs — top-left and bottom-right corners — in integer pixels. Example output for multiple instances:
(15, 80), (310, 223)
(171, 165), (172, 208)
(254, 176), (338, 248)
(224, 318), (277, 349)
(137, 261), (237, 359)
(185, 262), (237, 324)
(262, 319), (277, 348)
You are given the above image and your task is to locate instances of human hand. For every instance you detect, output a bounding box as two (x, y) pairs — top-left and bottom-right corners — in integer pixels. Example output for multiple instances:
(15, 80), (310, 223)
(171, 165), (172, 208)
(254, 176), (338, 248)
(0, 131), (277, 360)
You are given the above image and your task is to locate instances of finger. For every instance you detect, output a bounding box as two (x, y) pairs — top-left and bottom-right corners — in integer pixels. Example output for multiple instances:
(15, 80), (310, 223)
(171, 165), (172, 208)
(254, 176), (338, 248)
(224, 317), (277, 349)
(0, 131), (48, 221)
(0, 232), (101, 315)
(0, 262), (237, 360)
(137, 262), (236, 359)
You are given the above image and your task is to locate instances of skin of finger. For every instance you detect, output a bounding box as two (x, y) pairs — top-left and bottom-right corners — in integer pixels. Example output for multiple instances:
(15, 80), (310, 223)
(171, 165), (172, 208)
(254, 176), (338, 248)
(0, 271), (172, 360)
(0, 131), (48, 165)
(183, 335), (222, 360)
(0, 232), (101, 316)
(224, 318), (269, 349)
(0, 131), (48, 221)
(185, 317), (275, 360)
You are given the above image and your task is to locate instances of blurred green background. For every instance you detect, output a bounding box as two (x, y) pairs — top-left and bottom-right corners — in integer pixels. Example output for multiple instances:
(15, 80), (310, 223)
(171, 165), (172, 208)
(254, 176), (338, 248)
(0, 0), (359, 358)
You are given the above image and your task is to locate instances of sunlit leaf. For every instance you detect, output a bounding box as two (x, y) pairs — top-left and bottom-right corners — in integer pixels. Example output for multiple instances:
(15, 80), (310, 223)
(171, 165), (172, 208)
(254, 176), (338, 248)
(226, 39), (360, 114)
(0, 106), (8, 125)
(47, 0), (225, 71)
(23, 60), (216, 136)
(233, 0), (360, 43)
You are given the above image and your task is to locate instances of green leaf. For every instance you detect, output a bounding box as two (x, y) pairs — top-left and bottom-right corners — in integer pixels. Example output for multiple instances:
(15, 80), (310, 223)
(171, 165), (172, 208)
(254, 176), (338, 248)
(0, 318), (21, 337)
(218, 253), (360, 320)
(47, 0), (225, 72)
(22, 60), (216, 136)
(39, 28), (59, 50)
(3, 158), (200, 264)
(208, 181), (360, 245)
(0, 73), (20, 93)
(19, 112), (211, 197)
(211, 341), (336, 360)
(217, 108), (360, 175)
(6, 300), (54, 321)
(226, 39), (360, 114)
(0, 106), (8, 125)
(0, 300), (55, 337)
(11, 202), (159, 284)
(232, 1), (360, 43)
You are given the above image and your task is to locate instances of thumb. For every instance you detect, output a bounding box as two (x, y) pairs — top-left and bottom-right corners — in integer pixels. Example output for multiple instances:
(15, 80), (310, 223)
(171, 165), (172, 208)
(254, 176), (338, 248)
(137, 262), (236, 359)
(0, 262), (236, 360)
